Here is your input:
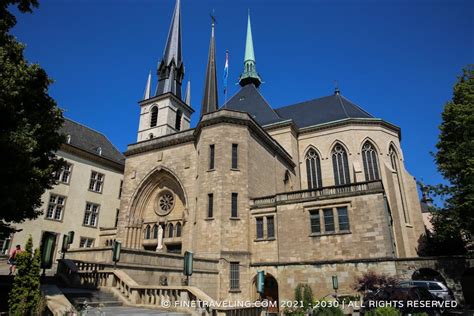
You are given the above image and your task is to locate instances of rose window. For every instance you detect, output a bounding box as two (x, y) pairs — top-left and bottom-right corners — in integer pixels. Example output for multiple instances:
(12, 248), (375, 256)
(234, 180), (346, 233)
(159, 193), (174, 212)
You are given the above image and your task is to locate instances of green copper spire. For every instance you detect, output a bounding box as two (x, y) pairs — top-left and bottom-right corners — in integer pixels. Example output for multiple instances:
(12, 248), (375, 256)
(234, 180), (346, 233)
(239, 11), (262, 87)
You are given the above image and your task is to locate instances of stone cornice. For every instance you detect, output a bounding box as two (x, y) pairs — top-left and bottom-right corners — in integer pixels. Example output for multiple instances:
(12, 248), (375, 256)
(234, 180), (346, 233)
(126, 109), (296, 170)
(61, 144), (124, 172)
(138, 92), (195, 114)
(298, 118), (402, 140)
(262, 117), (401, 141)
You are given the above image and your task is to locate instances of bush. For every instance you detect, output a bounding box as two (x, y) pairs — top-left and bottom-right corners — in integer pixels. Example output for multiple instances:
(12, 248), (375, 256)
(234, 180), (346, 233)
(312, 305), (344, 316)
(8, 235), (42, 315)
(353, 271), (399, 293)
(294, 283), (314, 309)
(364, 306), (401, 316)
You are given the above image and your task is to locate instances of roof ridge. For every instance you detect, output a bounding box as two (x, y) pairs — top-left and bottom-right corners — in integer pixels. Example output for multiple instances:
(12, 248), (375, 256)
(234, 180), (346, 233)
(336, 93), (350, 118)
(253, 85), (282, 119)
(339, 95), (374, 118)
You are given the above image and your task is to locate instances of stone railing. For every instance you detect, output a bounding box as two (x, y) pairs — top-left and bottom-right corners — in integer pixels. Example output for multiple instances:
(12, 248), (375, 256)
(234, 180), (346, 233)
(57, 259), (262, 316)
(251, 180), (384, 208)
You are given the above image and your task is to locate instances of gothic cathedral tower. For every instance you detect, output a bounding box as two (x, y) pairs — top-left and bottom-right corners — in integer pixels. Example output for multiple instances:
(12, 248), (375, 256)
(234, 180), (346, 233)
(136, 0), (193, 142)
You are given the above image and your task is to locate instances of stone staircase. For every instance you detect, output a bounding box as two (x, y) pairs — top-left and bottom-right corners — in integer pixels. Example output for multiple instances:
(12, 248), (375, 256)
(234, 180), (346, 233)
(61, 288), (189, 315)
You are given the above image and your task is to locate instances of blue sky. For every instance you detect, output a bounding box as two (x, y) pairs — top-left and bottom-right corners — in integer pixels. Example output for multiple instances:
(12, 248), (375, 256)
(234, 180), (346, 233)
(11, 0), (473, 194)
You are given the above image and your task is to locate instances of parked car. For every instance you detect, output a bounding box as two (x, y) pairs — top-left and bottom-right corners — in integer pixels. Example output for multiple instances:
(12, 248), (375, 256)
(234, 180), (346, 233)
(361, 286), (446, 316)
(399, 280), (455, 301)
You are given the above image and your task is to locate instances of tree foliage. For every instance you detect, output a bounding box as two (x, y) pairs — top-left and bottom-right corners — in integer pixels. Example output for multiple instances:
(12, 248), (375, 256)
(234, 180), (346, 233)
(353, 271), (399, 294)
(8, 235), (42, 315)
(0, 0), (64, 234)
(424, 66), (474, 252)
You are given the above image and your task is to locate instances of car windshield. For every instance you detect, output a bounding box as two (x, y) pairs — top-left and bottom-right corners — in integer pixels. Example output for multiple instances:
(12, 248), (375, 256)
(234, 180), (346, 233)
(413, 281), (429, 288)
(429, 283), (444, 290)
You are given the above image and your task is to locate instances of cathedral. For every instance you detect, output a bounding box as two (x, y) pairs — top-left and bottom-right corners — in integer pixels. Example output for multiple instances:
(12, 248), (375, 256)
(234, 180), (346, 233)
(81, 0), (427, 305)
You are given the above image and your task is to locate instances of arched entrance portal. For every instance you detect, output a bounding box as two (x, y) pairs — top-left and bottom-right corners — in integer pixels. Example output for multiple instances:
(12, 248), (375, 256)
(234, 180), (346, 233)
(412, 268), (447, 284)
(253, 274), (279, 314)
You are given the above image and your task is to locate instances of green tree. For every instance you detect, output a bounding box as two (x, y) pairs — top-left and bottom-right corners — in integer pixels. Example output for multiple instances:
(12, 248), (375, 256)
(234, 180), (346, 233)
(0, 0), (65, 235)
(8, 235), (42, 315)
(426, 66), (474, 252)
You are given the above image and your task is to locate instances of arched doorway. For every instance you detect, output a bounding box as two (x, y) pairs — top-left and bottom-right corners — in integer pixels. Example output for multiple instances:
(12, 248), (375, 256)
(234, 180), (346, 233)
(412, 268), (446, 284)
(461, 268), (474, 308)
(253, 274), (279, 314)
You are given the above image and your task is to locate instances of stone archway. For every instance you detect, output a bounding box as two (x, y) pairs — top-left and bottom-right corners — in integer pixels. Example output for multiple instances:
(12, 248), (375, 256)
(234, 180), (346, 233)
(124, 167), (188, 252)
(412, 267), (447, 284)
(252, 273), (279, 314)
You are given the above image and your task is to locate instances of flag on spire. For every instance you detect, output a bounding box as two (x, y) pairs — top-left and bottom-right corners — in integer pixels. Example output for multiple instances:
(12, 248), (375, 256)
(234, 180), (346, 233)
(223, 50), (229, 95)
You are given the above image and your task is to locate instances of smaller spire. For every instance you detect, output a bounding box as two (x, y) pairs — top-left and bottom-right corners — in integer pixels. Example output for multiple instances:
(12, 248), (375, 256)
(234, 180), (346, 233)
(334, 80), (341, 95)
(201, 15), (218, 117)
(185, 81), (191, 106)
(239, 11), (262, 87)
(143, 71), (152, 100)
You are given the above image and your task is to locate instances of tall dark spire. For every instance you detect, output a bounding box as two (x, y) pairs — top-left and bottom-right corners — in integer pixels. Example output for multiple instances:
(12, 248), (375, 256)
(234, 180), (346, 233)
(155, 0), (184, 99)
(201, 16), (218, 117)
(239, 12), (262, 87)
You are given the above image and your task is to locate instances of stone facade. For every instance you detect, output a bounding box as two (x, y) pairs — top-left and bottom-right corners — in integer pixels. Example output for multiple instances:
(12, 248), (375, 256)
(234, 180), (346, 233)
(111, 105), (430, 303)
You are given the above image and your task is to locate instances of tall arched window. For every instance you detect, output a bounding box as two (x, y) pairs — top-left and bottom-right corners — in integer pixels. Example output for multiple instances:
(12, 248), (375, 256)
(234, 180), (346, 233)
(175, 109), (182, 131)
(153, 224), (158, 239)
(362, 141), (380, 181)
(150, 106), (158, 127)
(305, 149), (322, 189)
(168, 223), (174, 238)
(389, 145), (399, 171)
(332, 144), (351, 186)
(144, 225), (151, 240)
(176, 222), (182, 237)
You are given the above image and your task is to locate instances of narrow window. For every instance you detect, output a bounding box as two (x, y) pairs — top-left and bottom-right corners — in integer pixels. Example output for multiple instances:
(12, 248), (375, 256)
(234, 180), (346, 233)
(209, 144), (215, 169)
(323, 208), (335, 233)
(114, 209), (120, 228)
(310, 210), (321, 234)
(267, 216), (275, 238)
(337, 207), (350, 231)
(46, 194), (65, 221)
(230, 262), (240, 290)
(89, 171), (104, 193)
(153, 224), (158, 239)
(118, 180), (123, 199)
(207, 193), (214, 218)
(256, 218), (264, 239)
(231, 193), (238, 218)
(145, 225), (151, 239)
(332, 144), (350, 186)
(305, 149), (322, 189)
(150, 106), (158, 127)
(362, 141), (380, 181)
(175, 109), (182, 131)
(390, 146), (410, 223)
(231, 144), (238, 169)
(83, 202), (100, 227)
(176, 222), (182, 237)
(168, 223), (174, 238)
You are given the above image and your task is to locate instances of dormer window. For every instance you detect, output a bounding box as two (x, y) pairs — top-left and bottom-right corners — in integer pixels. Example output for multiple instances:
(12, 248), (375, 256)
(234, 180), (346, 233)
(97, 147), (102, 156)
(66, 134), (71, 144)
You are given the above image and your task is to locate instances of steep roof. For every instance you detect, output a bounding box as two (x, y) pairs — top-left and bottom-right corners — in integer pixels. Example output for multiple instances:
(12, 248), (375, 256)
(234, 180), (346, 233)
(61, 118), (125, 165)
(223, 84), (282, 126)
(275, 94), (374, 128)
(223, 86), (374, 128)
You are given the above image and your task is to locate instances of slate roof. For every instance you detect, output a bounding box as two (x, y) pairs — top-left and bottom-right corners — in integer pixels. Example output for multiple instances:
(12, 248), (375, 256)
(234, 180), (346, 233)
(61, 118), (125, 165)
(223, 84), (374, 128)
(276, 94), (374, 128)
(223, 84), (283, 125)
